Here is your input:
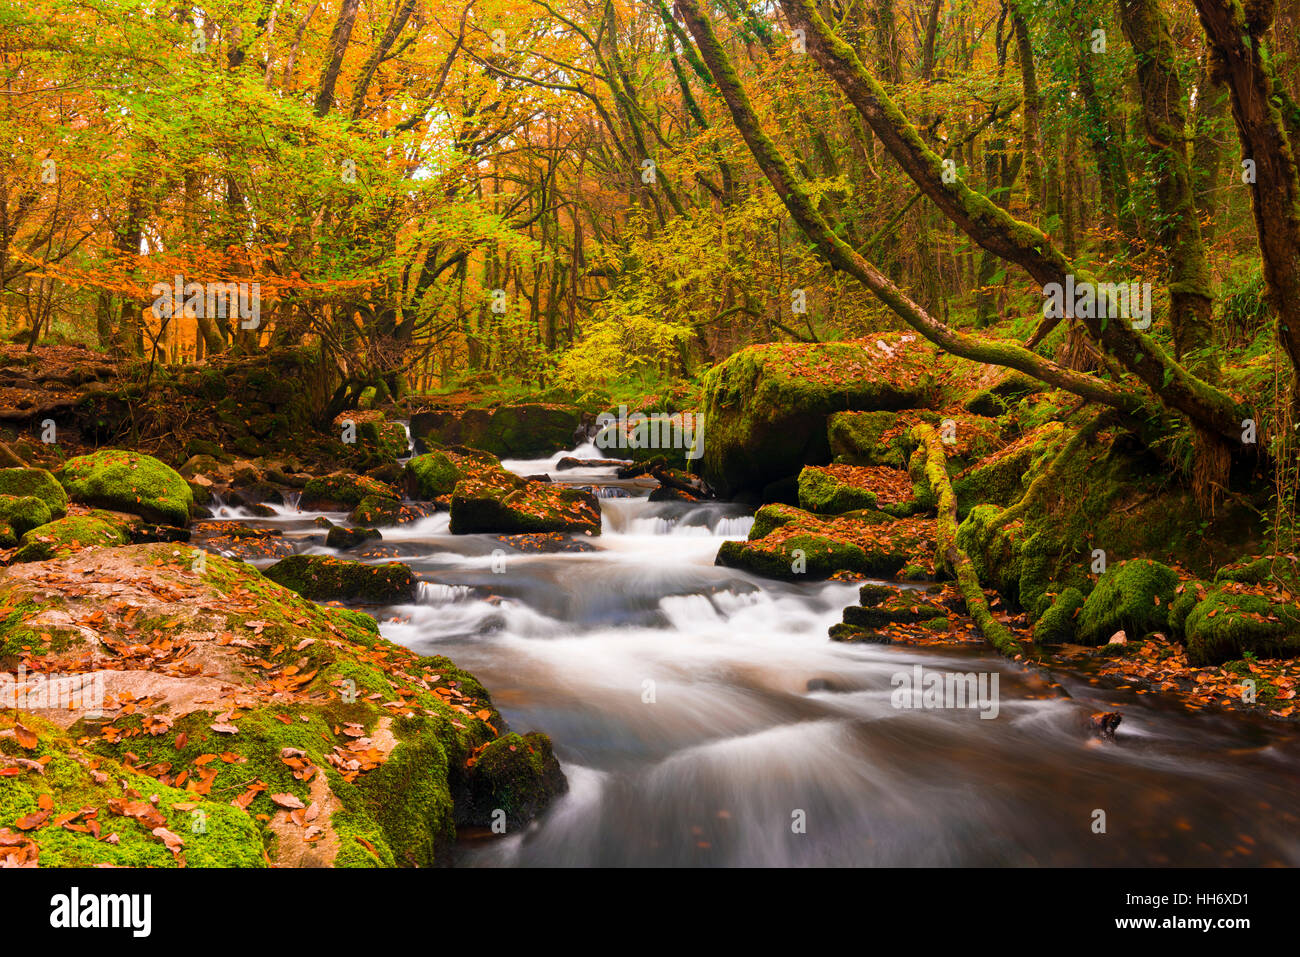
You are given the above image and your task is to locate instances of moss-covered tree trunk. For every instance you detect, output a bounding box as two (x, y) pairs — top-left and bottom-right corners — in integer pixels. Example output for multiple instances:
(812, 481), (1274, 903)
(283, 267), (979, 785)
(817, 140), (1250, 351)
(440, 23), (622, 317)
(1117, 0), (1218, 376)
(1192, 0), (1300, 385)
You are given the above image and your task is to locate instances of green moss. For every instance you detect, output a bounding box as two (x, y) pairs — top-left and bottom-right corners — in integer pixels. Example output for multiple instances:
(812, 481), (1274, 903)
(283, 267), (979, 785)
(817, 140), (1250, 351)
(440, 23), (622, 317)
(262, 554), (417, 603)
(951, 424), (1065, 513)
(749, 503), (808, 539)
(56, 450), (193, 526)
(796, 466), (878, 514)
(12, 515), (129, 563)
(0, 467), (68, 517)
(842, 592), (944, 627)
(348, 495), (404, 526)
(0, 713), (263, 867)
(404, 451), (463, 499)
(449, 468), (600, 535)
(461, 731), (566, 827)
(300, 473), (399, 510)
(0, 494), (51, 536)
(826, 410), (910, 467)
(1034, 587), (1085, 644)
(1184, 588), (1300, 665)
(698, 338), (939, 498)
(1169, 584), (1206, 635)
(1076, 559), (1178, 644)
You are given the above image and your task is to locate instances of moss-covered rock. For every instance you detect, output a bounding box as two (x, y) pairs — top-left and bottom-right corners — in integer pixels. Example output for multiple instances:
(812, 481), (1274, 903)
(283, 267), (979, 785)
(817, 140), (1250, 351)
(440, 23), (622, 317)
(12, 515), (129, 563)
(300, 472), (400, 511)
(449, 467), (600, 535)
(0, 712), (265, 868)
(458, 732), (567, 827)
(716, 509), (935, 581)
(1183, 587), (1300, 665)
(842, 591), (945, 628)
(55, 450), (193, 526)
(961, 371), (1040, 416)
(0, 467), (68, 518)
(404, 451), (465, 499)
(827, 410), (911, 468)
(411, 403), (583, 458)
(1076, 559), (1178, 644)
(699, 335), (939, 499)
(263, 554), (417, 603)
(797, 465), (878, 514)
(950, 423), (1065, 514)
(0, 543), (566, 867)
(325, 525), (381, 550)
(1033, 587), (1085, 644)
(348, 495), (406, 527)
(0, 494), (52, 537)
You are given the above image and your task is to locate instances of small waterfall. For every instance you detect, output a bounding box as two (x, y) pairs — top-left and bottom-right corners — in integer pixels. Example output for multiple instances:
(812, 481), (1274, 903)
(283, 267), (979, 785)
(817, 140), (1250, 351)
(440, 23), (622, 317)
(417, 582), (474, 605)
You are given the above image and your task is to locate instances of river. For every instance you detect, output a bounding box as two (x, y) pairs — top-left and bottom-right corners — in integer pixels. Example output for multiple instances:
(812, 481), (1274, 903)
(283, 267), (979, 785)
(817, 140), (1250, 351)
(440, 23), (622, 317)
(210, 442), (1300, 867)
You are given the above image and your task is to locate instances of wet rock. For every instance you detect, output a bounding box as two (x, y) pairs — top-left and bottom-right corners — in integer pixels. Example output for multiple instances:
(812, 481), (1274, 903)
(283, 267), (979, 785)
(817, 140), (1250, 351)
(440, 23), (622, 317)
(263, 554), (417, 603)
(300, 472), (399, 511)
(450, 466), (600, 536)
(556, 456), (628, 470)
(1089, 711), (1122, 741)
(326, 525), (382, 550)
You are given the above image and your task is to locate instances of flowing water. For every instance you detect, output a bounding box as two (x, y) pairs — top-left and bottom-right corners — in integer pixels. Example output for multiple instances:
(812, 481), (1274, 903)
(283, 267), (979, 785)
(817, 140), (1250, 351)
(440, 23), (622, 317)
(213, 444), (1300, 867)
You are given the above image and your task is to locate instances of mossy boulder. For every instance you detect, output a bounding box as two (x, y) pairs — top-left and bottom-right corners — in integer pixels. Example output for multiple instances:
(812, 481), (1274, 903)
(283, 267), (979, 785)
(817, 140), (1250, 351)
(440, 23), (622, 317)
(843, 591), (945, 628)
(300, 472), (400, 511)
(797, 466), (878, 514)
(404, 451), (465, 499)
(12, 515), (129, 563)
(458, 732), (567, 826)
(411, 404), (583, 458)
(0, 494), (52, 537)
(699, 335), (939, 499)
(449, 468), (600, 535)
(0, 467), (68, 518)
(0, 711), (265, 868)
(348, 495), (406, 527)
(1076, 559), (1179, 645)
(336, 411), (409, 461)
(0, 543), (566, 867)
(55, 450), (193, 526)
(827, 410), (911, 468)
(950, 423), (1065, 513)
(1183, 587), (1300, 665)
(1033, 587), (1085, 644)
(961, 371), (1040, 416)
(263, 554), (417, 604)
(716, 509), (935, 581)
